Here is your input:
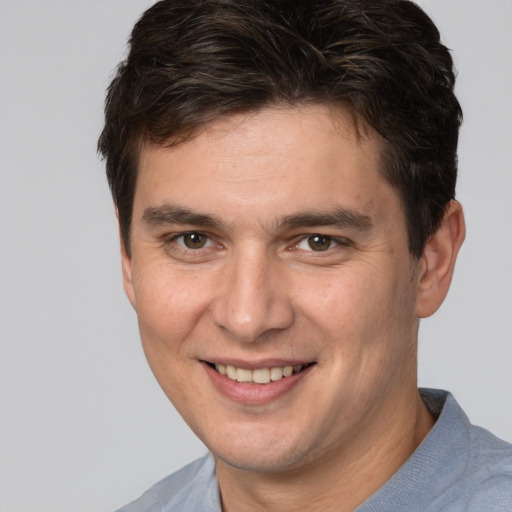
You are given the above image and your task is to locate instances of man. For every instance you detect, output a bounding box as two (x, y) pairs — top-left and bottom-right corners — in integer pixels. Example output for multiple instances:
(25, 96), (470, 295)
(98, 1), (512, 510)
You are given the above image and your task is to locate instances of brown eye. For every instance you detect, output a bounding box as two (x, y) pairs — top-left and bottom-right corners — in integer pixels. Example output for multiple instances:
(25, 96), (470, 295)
(307, 234), (332, 251)
(182, 232), (209, 249)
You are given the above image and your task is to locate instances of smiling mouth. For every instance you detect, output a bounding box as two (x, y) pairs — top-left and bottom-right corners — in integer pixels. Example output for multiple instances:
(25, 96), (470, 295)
(205, 362), (315, 385)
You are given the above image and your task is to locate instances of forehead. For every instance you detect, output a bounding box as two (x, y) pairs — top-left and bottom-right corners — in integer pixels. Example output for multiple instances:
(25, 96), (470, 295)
(134, 105), (400, 229)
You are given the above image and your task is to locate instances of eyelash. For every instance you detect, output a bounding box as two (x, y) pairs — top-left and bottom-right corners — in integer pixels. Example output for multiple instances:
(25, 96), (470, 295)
(294, 234), (350, 252)
(167, 232), (215, 250)
(164, 231), (351, 253)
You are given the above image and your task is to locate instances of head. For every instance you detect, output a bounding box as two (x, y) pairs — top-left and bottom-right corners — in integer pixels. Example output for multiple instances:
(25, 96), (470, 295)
(98, 0), (465, 487)
(98, 0), (462, 260)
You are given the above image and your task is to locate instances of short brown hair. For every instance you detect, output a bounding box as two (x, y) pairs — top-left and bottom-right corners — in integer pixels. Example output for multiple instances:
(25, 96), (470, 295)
(98, 0), (462, 258)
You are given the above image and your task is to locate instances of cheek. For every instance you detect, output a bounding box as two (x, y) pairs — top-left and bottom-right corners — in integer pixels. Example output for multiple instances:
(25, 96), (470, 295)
(300, 268), (390, 332)
(131, 267), (215, 408)
(301, 267), (418, 418)
(132, 264), (213, 351)
(300, 263), (417, 362)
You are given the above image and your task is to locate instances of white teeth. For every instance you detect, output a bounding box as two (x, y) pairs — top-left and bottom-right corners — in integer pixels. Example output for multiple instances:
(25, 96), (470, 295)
(252, 368), (271, 384)
(236, 368), (252, 382)
(226, 365), (237, 379)
(270, 367), (283, 381)
(214, 363), (305, 384)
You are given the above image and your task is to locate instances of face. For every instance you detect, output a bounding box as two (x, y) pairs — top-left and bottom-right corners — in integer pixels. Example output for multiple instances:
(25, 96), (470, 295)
(123, 106), (423, 475)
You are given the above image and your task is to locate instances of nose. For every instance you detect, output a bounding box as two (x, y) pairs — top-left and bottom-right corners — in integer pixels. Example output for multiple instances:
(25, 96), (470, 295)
(211, 248), (294, 342)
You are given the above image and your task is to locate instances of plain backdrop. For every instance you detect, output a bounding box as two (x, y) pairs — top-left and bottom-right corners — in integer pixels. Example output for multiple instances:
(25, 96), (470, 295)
(0, 1), (511, 511)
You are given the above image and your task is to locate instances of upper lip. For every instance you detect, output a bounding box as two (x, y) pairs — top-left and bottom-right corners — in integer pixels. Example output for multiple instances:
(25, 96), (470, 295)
(201, 358), (316, 370)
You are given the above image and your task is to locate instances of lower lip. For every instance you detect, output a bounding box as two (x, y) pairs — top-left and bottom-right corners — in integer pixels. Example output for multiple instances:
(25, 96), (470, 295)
(202, 363), (314, 405)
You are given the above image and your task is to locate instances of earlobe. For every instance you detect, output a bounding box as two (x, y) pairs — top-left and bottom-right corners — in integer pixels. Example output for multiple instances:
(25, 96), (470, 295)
(415, 200), (466, 318)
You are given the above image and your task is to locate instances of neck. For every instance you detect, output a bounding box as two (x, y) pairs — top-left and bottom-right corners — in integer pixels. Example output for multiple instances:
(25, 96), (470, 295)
(216, 388), (434, 512)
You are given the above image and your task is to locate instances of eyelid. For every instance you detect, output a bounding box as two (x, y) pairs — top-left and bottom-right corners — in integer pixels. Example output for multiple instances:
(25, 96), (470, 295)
(163, 230), (218, 251)
(293, 234), (352, 251)
(174, 231), (213, 247)
(162, 230), (351, 253)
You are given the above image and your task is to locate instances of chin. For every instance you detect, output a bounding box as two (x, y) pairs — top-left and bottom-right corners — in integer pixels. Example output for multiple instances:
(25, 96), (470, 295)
(208, 430), (317, 475)
(215, 450), (304, 474)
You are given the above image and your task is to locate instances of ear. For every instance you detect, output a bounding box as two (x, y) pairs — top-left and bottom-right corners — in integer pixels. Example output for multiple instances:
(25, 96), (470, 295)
(117, 213), (137, 309)
(121, 241), (137, 309)
(415, 200), (466, 318)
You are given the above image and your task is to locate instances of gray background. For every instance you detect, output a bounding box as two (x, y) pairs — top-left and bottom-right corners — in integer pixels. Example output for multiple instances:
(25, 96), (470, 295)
(0, 1), (511, 511)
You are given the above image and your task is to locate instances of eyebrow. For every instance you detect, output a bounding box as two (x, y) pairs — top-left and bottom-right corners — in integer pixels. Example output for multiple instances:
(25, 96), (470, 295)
(142, 205), (225, 230)
(142, 204), (373, 232)
(276, 209), (373, 231)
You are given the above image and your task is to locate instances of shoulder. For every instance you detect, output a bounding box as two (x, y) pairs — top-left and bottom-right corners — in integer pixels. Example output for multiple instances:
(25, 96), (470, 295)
(429, 390), (512, 511)
(115, 454), (220, 512)
(358, 390), (512, 512)
(464, 425), (512, 511)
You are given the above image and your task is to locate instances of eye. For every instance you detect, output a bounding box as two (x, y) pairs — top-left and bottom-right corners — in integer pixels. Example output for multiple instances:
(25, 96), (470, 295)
(297, 234), (335, 252)
(175, 232), (212, 249)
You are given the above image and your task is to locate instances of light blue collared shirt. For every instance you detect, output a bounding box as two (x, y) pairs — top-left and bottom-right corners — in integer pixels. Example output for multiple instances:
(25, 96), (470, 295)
(116, 389), (512, 511)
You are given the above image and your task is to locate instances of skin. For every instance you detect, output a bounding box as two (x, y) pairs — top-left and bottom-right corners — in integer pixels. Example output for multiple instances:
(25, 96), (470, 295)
(122, 105), (465, 512)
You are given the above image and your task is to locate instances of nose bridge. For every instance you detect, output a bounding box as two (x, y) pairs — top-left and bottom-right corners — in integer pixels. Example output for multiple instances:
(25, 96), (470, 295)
(212, 244), (294, 342)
